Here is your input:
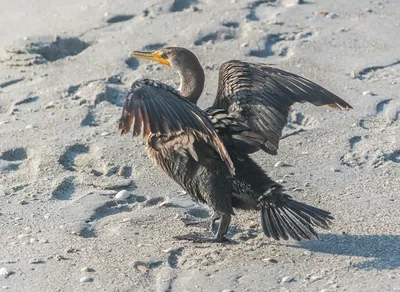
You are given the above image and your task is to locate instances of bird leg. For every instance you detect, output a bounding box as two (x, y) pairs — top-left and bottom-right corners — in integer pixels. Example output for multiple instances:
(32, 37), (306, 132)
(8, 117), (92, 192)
(174, 213), (232, 243)
(180, 212), (220, 233)
(214, 213), (231, 241)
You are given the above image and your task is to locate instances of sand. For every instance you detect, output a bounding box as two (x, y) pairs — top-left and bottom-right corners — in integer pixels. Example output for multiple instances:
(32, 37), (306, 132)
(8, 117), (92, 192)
(0, 0), (399, 291)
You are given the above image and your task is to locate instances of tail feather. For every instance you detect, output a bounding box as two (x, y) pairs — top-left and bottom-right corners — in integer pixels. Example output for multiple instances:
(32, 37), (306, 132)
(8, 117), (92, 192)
(260, 192), (333, 241)
(281, 206), (318, 239)
(285, 200), (331, 229)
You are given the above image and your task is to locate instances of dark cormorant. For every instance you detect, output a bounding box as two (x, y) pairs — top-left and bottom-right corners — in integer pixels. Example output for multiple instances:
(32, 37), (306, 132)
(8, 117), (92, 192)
(119, 47), (352, 242)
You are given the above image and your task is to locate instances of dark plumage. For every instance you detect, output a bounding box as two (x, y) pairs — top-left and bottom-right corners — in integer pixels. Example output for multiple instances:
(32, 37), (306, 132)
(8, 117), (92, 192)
(119, 47), (352, 243)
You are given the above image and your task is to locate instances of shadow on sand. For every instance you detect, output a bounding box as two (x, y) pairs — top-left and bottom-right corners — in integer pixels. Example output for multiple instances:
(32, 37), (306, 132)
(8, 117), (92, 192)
(292, 233), (400, 270)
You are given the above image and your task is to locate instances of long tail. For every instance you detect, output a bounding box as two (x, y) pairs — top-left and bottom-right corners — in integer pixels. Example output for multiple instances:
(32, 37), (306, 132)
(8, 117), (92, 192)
(260, 188), (333, 241)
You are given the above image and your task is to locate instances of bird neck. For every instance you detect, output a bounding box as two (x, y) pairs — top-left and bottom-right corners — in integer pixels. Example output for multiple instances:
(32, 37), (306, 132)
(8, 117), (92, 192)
(177, 63), (205, 104)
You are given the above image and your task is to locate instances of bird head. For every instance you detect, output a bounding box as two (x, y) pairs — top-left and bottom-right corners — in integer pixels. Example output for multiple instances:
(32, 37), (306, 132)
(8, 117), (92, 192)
(128, 47), (200, 71)
(128, 47), (205, 103)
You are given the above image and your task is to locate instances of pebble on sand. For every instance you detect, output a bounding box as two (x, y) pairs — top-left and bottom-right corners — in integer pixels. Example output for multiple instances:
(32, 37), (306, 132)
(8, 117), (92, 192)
(350, 71), (359, 78)
(282, 0), (303, 7)
(274, 161), (287, 168)
(115, 190), (130, 200)
(44, 102), (56, 109)
(80, 276), (93, 283)
(362, 91), (372, 96)
(159, 197), (173, 207)
(303, 250), (313, 256)
(0, 267), (10, 277)
(262, 258), (278, 263)
(281, 276), (295, 283)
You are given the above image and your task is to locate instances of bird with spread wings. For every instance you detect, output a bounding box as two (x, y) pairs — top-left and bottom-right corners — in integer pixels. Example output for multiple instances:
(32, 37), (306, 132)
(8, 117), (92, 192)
(119, 47), (352, 243)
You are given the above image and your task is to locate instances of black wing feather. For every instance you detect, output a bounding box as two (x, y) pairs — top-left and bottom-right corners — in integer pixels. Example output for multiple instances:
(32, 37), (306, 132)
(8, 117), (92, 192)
(212, 60), (353, 155)
(119, 79), (235, 175)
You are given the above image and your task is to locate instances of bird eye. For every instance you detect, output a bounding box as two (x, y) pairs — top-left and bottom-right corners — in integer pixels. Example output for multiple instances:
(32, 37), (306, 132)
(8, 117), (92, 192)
(160, 53), (167, 59)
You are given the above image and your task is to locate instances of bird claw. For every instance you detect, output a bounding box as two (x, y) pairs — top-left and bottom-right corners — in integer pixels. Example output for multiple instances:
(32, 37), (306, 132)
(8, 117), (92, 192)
(173, 232), (234, 244)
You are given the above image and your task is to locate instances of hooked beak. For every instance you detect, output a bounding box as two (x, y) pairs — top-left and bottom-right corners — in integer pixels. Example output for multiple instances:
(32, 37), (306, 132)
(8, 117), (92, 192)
(129, 51), (170, 66)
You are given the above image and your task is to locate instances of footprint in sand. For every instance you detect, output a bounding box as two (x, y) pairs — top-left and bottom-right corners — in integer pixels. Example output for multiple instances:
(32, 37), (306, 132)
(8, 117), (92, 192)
(58, 143), (90, 171)
(76, 194), (172, 238)
(340, 135), (400, 168)
(106, 14), (135, 24)
(194, 29), (236, 46)
(0, 147), (28, 172)
(2, 36), (90, 66)
(51, 177), (76, 200)
(248, 31), (313, 59)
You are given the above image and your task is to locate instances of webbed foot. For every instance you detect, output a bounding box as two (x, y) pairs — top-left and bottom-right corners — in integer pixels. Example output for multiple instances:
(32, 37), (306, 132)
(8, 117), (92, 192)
(173, 232), (234, 243)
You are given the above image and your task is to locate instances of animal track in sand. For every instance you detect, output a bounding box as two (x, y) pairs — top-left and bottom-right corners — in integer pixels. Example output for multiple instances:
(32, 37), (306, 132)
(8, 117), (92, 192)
(249, 31), (312, 59)
(78, 194), (165, 238)
(142, 196), (166, 207)
(222, 21), (240, 29)
(59, 144), (90, 171)
(26, 36), (90, 62)
(166, 247), (183, 269)
(80, 106), (97, 127)
(340, 135), (398, 168)
(170, 0), (198, 12)
(106, 14), (135, 24)
(283, 110), (318, 138)
(0, 147), (28, 173)
(79, 200), (134, 238)
(340, 135), (372, 168)
(357, 60), (400, 82)
(375, 98), (400, 124)
(51, 177), (75, 200)
(1, 36), (90, 66)
(194, 29), (236, 46)
(376, 99), (392, 114)
(0, 147), (28, 161)
(249, 33), (285, 57)
(359, 98), (400, 129)
(0, 78), (25, 89)
(125, 58), (139, 70)
(63, 80), (126, 126)
(348, 136), (362, 150)
(246, 0), (276, 22)
(385, 150), (400, 163)
(59, 142), (134, 180)
(13, 95), (39, 106)
(91, 165), (134, 178)
(143, 43), (167, 51)
(288, 110), (319, 129)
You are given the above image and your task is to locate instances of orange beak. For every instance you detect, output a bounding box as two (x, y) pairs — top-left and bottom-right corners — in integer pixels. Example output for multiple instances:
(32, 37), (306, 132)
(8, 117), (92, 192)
(129, 50), (170, 66)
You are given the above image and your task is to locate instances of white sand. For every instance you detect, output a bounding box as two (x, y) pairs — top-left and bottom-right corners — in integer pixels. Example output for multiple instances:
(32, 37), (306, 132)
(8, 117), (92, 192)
(1, 0), (399, 291)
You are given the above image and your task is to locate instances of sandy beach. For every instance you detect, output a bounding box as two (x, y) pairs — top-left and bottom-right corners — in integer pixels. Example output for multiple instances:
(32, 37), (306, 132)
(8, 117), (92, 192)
(1, 0), (399, 291)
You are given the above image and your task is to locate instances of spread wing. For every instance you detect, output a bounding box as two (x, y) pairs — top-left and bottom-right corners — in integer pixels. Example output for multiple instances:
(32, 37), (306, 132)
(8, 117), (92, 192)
(212, 60), (353, 155)
(119, 78), (234, 174)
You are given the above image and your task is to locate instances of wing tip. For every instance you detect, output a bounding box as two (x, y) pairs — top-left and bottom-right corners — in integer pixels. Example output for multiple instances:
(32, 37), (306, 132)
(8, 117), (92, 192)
(328, 102), (354, 110)
(119, 112), (134, 135)
(119, 120), (129, 135)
